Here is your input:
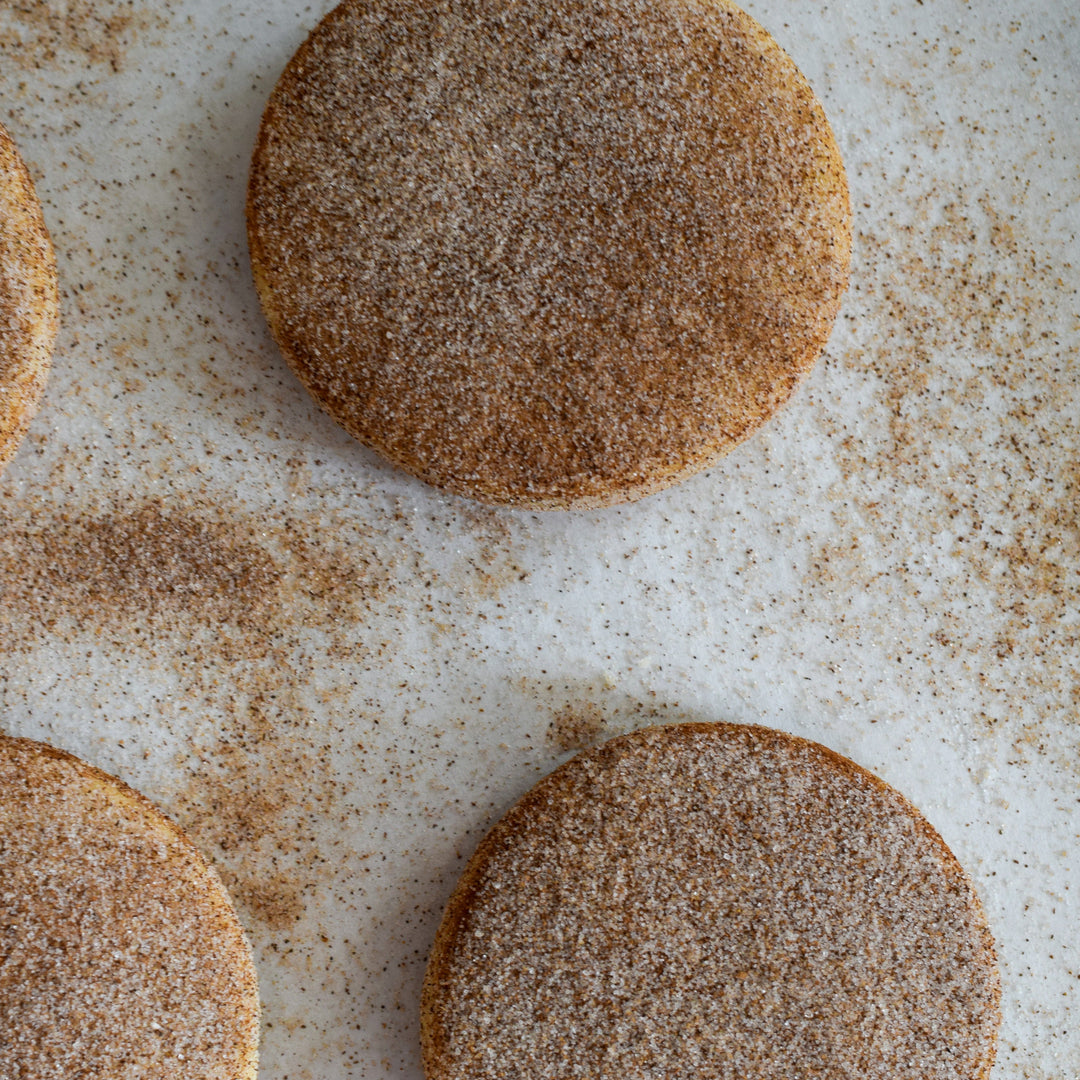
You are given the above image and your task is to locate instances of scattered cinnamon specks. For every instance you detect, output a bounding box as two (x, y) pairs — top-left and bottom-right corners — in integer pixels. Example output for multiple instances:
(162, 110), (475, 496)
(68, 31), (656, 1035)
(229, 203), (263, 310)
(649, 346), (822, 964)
(0, 495), (389, 650)
(0, 1), (169, 72)
(171, 687), (339, 932)
(548, 701), (608, 752)
(0, 492), (398, 933)
(0, 499), (280, 636)
(803, 178), (1080, 761)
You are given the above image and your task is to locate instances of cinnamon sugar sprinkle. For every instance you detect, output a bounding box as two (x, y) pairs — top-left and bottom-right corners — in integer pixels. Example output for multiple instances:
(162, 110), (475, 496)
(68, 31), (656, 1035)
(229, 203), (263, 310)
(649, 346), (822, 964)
(0, 1), (168, 72)
(0, 121), (56, 473)
(548, 700), (608, 752)
(0, 495), (391, 648)
(0, 494), (397, 931)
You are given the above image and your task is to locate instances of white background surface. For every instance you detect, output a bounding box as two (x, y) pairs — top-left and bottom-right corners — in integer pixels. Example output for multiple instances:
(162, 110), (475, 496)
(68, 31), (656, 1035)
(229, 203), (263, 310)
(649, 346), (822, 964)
(0, 1), (1077, 1077)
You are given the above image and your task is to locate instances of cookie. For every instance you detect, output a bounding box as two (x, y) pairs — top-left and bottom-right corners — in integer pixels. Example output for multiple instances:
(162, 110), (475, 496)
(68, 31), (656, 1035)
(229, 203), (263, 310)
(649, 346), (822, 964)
(0, 121), (58, 474)
(0, 735), (260, 1080)
(248, 0), (851, 508)
(422, 722), (1000, 1079)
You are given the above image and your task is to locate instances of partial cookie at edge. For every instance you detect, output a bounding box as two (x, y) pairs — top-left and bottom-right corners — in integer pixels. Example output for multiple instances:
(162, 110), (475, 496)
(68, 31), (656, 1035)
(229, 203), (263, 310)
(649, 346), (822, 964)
(0, 735), (260, 1080)
(422, 722), (1000, 1080)
(0, 121), (58, 474)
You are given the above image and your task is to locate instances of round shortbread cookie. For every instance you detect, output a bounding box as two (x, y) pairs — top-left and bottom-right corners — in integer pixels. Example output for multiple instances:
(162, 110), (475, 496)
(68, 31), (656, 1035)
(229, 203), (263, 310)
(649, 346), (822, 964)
(0, 122), (58, 474)
(422, 723), (1001, 1080)
(0, 736), (260, 1080)
(248, 0), (851, 509)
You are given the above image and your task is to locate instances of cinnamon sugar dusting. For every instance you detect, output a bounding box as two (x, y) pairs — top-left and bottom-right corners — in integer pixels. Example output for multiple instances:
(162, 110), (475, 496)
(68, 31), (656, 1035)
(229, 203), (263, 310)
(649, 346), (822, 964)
(423, 724), (1001, 1080)
(0, 494), (396, 932)
(0, 495), (389, 649)
(804, 181), (1080, 752)
(0, 121), (57, 473)
(0, 500), (279, 633)
(171, 687), (339, 932)
(248, 0), (850, 507)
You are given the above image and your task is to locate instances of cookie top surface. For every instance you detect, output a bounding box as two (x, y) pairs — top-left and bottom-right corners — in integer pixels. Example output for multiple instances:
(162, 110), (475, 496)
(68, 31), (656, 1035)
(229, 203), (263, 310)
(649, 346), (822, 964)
(248, 0), (851, 508)
(0, 122), (57, 473)
(422, 723), (1000, 1080)
(0, 736), (260, 1080)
